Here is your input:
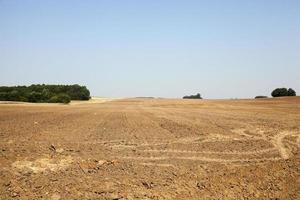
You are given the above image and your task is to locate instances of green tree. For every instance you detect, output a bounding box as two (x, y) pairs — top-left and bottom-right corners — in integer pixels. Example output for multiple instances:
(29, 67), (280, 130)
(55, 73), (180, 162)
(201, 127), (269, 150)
(287, 88), (296, 96)
(255, 96), (268, 99)
(0, 92), (8, 101)
(0, 84), (90, 103)
(41, 88), (51, 102)
(49, 94), (71, 104)
(28, 91), (43, 102)
(271, 88), (288, 97)
(183, 93), (202, 99)
(8, 90), (20, 101)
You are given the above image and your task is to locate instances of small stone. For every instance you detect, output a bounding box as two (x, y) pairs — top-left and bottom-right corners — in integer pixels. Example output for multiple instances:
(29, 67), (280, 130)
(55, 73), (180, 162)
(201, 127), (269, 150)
(56, 148), (64, 153)
(98, 160), (107, 166)
(4, 181), (11, 187)
(12, 192), (19, 197)
(196, 181), (206, 190)
(49, 144), (56, 152)
(142, 181), (153, 189)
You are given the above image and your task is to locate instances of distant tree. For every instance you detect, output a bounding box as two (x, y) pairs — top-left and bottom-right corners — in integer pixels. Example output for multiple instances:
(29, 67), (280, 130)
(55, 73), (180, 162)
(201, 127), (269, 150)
(8, 90), (20, 101)
(0, 84), (90, 103)
(66, 84), (90, 100)
(41, 88), (51, 102)
(49, 94), (71, 104)
(255, 96), (268, 99)
(183, 93), (202, 99)
(271, 88), (296, 97)
(287, 88), (296, 96)
(0, 92), (8, 101)
(271, 88), (288, 97)
(28, 91), (43, 102)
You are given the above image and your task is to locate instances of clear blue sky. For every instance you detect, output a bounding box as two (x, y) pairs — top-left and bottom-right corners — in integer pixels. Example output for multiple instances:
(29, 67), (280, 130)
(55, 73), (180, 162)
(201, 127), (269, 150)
(1, 0), (299, 98)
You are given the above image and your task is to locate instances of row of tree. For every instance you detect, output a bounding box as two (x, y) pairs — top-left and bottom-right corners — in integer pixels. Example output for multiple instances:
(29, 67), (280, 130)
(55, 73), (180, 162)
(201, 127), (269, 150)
(271, 88), (296, 97)
(255, 88), (297, 99)
(183, 93), (202, 99)
(182, 88), (297, 100)
(0, 84), (91, 103)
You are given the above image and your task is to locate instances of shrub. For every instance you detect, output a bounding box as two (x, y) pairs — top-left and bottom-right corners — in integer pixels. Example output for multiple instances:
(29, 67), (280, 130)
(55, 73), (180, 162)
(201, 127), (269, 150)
(271, 88), (296, 97)
(49, 94), (71, 104)
(255, 96), (268, 99)
(183, 93), (202, 99)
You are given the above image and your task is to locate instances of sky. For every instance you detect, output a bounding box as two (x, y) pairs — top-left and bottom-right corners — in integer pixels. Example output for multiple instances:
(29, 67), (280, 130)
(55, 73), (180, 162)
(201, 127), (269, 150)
(0, 0), (299, 99)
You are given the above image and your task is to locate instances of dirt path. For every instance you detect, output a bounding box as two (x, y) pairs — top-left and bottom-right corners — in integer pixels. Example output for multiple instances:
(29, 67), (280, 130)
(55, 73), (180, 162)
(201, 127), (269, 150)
(272, 131), (299, 159)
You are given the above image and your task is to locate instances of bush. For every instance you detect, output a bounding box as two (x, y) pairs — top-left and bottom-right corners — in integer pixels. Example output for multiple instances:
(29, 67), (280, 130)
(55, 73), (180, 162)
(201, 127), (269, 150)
(49, 94), (71, 104)
(183, 93), (202, 99)
(271, 88), (296, 97)
(255, 96), (268, 99)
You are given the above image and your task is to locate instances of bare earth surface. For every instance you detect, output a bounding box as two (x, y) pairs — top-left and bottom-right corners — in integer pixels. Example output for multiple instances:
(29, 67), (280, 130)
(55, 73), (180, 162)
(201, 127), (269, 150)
(0, 97), (299, 199)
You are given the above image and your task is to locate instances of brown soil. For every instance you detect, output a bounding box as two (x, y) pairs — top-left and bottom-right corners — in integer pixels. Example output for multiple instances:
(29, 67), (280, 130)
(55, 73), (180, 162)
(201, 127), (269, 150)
(0, 97), (299, 199)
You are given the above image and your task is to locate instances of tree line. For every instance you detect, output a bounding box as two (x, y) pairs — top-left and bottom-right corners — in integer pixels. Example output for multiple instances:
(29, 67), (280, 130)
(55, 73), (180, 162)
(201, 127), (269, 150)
(183, 88), (297, 100)
(0, 84), (91, 104)
(256, 88), (296, 99)
(271, 88), (296, 97)
(183, 93), (202, 99)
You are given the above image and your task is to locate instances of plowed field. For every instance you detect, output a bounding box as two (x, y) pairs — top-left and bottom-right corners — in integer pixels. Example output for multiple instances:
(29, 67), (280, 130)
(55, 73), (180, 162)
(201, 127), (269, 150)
(0, 97), (299, 199)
